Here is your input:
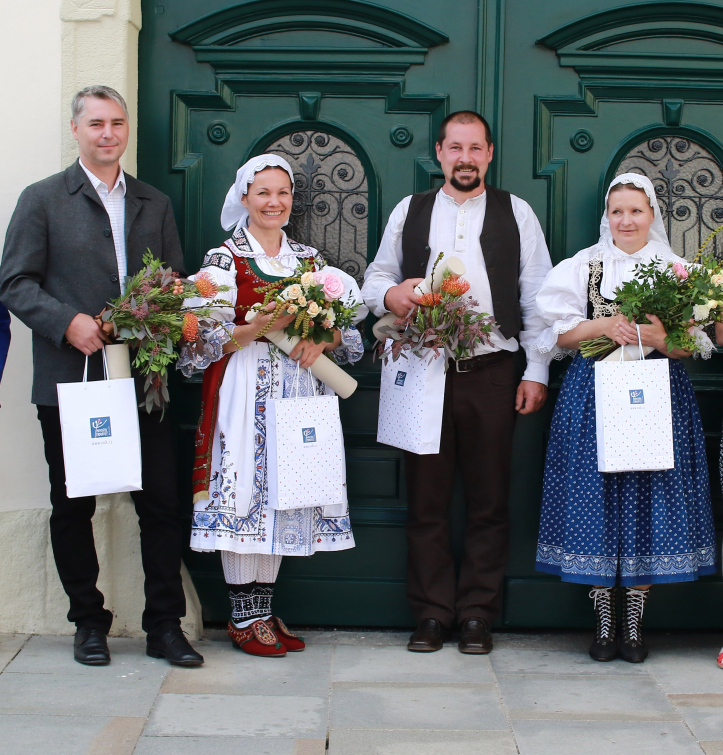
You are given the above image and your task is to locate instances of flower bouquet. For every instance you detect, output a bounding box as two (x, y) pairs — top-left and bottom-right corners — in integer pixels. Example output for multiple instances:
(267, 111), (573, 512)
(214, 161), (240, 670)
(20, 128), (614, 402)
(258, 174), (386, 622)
(100, 251), (231, 411)
(579, 256), (723, 359)
(376, 253), (494, 366)
(250, 260), (359, 344)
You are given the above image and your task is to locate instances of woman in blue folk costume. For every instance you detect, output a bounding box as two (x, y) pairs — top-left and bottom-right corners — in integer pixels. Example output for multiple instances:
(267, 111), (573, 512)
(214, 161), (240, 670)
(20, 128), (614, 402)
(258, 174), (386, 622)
(533, 173), (717, 663)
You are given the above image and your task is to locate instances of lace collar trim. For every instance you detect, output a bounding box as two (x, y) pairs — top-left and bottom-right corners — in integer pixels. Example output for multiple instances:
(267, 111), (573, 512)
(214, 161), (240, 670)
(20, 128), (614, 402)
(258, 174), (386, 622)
(225, 227), (308, 259)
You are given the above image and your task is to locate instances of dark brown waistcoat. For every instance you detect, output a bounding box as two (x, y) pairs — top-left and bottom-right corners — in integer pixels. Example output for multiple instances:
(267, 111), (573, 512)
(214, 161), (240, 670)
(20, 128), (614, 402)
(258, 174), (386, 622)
(400, 185), (522, 339)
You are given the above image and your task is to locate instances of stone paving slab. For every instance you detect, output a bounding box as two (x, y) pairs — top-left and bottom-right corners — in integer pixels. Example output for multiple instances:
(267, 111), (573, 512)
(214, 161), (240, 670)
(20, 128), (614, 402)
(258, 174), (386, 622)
(4, 635), (169, 679)
(0, 713), (123, 755)
(162, 642), (333, 698)
(646, 646), (723, 693)
(490, 647), (650, 677)
(498, 674), (679, 722)
(328, 728), (518, 754)
(331, 644), (494, 684)
(0, 634), (28, 673)
(512, 720), (705, 755)
(0, 668), (165, 717)
(145, 693), (327, 738)
(329, 682), (507, 730)
(134, 735), (326, 754)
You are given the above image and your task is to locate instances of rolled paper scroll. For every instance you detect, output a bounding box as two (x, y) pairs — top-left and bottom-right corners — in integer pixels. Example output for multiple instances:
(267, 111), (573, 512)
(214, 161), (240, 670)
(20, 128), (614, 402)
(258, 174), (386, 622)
(372, 256), (466, 342)
(245, 310), (358, 399)
(104, 344), (132, 379)
(601, 345), (655, 362)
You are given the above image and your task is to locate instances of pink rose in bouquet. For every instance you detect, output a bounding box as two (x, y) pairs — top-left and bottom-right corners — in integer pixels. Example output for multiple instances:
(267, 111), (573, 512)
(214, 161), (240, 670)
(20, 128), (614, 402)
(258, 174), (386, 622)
(672, 262), (688, 280)
(321, 272), (345, 300)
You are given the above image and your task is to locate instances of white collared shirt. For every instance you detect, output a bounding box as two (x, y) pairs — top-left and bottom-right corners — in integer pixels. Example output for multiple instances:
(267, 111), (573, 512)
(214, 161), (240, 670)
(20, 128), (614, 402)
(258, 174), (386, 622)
(361, 187), (552, 384)
(79, 159), (127, 287)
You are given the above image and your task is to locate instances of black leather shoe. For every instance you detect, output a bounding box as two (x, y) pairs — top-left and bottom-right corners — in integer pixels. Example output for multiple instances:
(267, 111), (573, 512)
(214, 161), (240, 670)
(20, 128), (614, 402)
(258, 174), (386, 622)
(74, 627), (110, 666)
(458, 617), (493, 654)
(407, 618), (448, 652)
(146, 627), (204, 667)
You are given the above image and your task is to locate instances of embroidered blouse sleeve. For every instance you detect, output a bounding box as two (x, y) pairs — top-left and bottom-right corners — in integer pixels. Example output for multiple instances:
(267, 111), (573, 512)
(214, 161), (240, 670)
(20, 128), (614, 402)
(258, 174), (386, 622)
(532, 254), (590, 361)
(177, 247), (238, 377)
(311, 261), (367, 366)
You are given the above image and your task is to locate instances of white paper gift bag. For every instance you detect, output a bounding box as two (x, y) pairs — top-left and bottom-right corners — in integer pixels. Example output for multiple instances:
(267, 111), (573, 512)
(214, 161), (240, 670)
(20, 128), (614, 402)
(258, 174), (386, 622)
(594, 336), (674, 473)
(377, 345), (447, 455)
(266, 366), (347, 511)
(57, 351), (143, 498)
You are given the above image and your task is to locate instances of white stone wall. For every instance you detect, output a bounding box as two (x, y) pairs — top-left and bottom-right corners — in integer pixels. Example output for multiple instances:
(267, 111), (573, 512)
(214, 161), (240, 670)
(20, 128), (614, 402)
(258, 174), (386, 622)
(0, 0), (202, 638)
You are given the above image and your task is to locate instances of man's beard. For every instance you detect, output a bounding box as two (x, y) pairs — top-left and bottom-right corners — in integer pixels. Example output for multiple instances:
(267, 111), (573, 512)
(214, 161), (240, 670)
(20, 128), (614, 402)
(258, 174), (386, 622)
(450, 167), (481, 193)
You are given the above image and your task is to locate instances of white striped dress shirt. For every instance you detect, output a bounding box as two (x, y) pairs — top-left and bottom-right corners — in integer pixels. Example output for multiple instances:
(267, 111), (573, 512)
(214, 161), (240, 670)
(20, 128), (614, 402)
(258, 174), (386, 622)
(79, 159), (127, 289)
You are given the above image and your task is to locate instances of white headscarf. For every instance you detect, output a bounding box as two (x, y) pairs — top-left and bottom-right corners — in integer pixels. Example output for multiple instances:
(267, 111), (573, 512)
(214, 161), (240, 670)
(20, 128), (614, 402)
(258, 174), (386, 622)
(597, 171), (679, 298)
(220, 154), (295, 233)
(601, 172), (670, 247)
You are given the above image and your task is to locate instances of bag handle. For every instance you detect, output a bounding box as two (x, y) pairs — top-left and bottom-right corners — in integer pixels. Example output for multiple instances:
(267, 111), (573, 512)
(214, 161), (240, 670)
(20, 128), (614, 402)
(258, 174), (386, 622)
(289, 358), (317, 399)
(82, 349), (110, 385)
(618, 323), (645, 362)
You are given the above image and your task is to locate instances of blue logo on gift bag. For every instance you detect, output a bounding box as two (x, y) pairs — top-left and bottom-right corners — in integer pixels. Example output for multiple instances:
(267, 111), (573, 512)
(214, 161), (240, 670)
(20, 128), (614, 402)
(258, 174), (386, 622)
(302, 427), (316, 443)
(629, 389), (645, 405)
(395, 371), (407, 386)
(90, 417), (112, 438)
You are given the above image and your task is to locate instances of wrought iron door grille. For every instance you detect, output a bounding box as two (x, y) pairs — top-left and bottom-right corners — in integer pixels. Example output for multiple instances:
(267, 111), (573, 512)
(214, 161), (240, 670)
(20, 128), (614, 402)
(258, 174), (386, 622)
(616, 136), (723, 260)
(265, 130), (368, 283)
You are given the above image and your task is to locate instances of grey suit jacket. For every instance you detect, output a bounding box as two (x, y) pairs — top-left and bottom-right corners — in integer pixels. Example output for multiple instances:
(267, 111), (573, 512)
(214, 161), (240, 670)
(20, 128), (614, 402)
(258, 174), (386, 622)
(0, 160), (186, 405)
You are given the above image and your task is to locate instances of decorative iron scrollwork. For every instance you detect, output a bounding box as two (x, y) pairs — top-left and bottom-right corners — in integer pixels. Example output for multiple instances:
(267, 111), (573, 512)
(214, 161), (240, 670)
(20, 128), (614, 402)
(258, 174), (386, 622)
(265, 130), (368, 282)
(207, 121), (230, 145)
(616, 136), (723, 260)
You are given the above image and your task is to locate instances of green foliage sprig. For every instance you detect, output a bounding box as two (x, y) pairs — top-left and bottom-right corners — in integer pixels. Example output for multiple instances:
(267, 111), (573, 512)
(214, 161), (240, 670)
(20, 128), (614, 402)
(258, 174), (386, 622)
(102, 250), (231, 412)
(579, 255), (723, 359)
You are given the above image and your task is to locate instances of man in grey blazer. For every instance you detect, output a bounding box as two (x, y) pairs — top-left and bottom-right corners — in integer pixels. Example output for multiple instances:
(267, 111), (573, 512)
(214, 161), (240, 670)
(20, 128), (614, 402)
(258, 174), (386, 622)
(0, 85), (203, 667)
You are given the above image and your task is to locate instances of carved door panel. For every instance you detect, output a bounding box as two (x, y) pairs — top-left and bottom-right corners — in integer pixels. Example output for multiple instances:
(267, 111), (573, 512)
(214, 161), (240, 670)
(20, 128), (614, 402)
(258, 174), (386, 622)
(500, 0), (723, 629)
(140, 0), (723, 629)
(138, 0), (484, 626)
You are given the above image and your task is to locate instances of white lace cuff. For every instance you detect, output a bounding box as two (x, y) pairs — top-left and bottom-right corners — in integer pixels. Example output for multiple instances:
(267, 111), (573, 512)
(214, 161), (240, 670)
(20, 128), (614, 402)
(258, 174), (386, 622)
(177, 322), (234, 377)
(330, 325), (364, 366)
(533, 317), (586, 362)
(690, 326), (715, 359)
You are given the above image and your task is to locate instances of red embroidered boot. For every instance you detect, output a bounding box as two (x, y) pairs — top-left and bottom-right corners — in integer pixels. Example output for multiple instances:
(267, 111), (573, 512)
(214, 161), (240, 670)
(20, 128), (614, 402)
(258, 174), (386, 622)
(267, 616), (306, 652)
(227, 620), (286, 657)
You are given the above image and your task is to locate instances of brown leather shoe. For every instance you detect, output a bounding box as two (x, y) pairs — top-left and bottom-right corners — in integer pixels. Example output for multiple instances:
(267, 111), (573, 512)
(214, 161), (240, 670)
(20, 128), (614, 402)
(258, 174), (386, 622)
(407, 618), (448, 652)
(458, 618), (493, 654)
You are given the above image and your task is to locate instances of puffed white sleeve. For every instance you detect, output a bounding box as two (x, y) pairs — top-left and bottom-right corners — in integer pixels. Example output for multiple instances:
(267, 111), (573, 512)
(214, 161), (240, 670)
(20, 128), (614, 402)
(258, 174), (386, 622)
(177, 247), (239, 377)
(533, 256), (589, 361)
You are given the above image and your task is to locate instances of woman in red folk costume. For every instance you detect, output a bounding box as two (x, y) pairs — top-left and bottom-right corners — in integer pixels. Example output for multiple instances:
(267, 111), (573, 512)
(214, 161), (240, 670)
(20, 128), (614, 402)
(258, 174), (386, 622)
(178, 154), (366, 657)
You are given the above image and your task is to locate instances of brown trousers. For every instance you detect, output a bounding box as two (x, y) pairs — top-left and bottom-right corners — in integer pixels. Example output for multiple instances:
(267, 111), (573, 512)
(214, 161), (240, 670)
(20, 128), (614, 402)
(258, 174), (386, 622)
(404, 352), (517, 628)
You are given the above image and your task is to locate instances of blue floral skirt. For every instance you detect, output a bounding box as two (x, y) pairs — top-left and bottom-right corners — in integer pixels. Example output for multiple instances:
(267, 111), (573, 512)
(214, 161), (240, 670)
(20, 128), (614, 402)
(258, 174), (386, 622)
(536, 353), (717, 586)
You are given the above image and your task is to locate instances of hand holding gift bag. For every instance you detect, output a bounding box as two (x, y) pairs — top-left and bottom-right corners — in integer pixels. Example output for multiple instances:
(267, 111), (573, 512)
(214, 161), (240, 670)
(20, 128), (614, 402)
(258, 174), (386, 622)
(57, 348), (143, 497)
(266, 363), (347, 513)
(594, 325), (674, 473)
(377, 346), (447, 455)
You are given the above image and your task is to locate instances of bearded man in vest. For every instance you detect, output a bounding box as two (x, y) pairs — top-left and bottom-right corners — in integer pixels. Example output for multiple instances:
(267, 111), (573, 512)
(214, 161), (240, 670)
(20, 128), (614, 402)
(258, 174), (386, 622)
(362, 111), (552, 653)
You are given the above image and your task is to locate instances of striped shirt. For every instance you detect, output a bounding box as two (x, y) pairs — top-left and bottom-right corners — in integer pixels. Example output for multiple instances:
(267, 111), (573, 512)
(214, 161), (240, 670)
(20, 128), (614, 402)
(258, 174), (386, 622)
(79, 159), (127, 289)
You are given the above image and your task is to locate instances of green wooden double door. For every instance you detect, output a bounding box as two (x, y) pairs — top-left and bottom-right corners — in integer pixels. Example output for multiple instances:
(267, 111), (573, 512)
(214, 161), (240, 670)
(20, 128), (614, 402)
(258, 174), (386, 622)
(139, 0), (723, 628)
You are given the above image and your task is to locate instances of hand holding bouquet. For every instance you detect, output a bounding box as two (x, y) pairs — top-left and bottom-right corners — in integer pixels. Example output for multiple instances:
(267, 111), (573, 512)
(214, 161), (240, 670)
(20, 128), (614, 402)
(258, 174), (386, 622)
(580, 256), (723, 359)
(250, 260), (358, 345)
(376, 253), (494, 366)
(101, 251), (231, 411)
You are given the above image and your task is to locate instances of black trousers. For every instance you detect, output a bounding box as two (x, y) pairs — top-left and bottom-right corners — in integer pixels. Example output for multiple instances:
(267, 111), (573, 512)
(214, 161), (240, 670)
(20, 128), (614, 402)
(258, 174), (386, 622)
(404, 352), (517, 629)
(37, 405), (186, 636)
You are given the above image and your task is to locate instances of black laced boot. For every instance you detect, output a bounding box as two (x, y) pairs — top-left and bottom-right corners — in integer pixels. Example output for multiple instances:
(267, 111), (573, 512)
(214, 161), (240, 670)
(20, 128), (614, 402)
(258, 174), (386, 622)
(588, 587), (617, 662)
(619, 587), (649, 663)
